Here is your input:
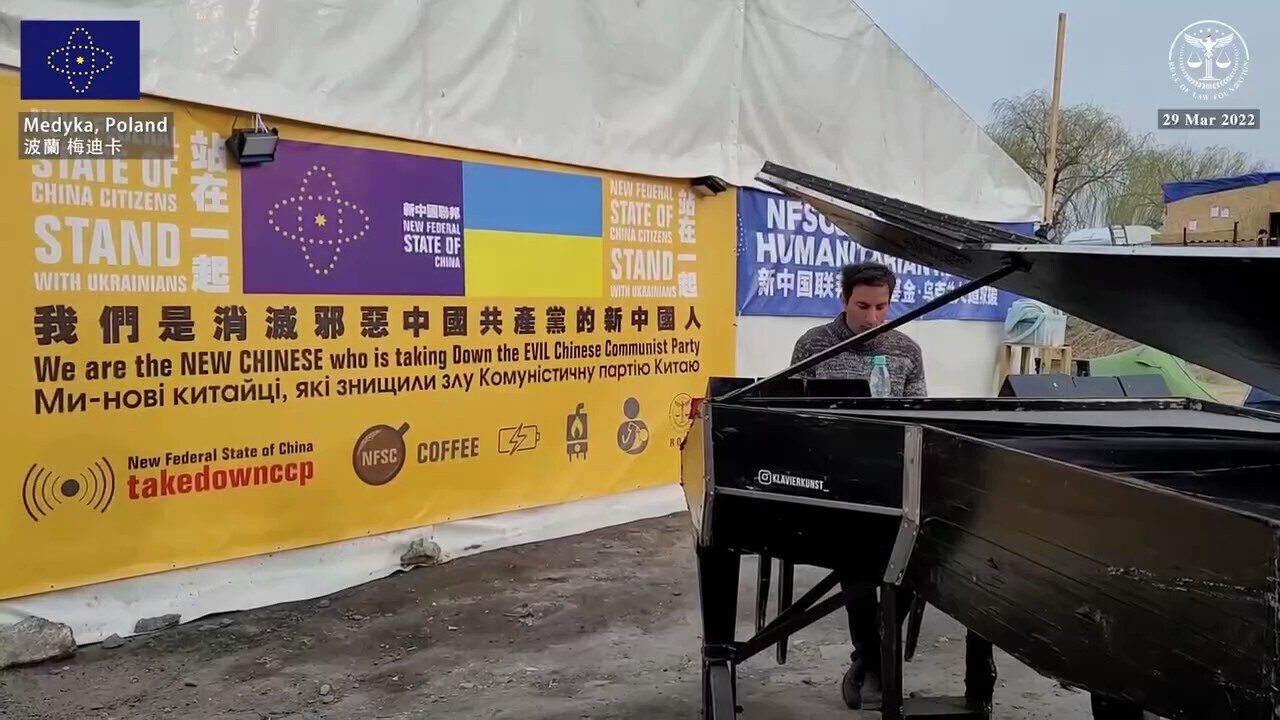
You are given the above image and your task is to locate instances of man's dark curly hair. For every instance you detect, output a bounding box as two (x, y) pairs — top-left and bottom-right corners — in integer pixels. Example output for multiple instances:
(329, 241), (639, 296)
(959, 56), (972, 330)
(840, 262), (896, 302)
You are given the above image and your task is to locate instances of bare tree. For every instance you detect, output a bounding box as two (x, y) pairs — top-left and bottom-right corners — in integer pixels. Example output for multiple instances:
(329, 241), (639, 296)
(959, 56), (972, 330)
(985, 90), (1264, 234)
(1105, 144), (1264, 227)
(985, 90), (1145, 233)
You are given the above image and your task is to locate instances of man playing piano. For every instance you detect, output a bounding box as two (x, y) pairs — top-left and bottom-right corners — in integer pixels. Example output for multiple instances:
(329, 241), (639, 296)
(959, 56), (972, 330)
(788, 261), (925, 709)
(789, 261), (927, 396)
(788, 262), (999, 713)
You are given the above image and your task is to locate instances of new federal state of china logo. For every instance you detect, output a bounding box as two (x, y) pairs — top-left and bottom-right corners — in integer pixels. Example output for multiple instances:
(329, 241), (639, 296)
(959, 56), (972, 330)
(268, 165), (371, 277)
(44, 26), (115, 95)
(20, 20), (141, 100)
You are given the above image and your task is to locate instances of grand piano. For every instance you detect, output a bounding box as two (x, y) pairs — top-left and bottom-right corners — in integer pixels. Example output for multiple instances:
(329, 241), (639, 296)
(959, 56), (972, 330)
(681, 162), (1280, 720)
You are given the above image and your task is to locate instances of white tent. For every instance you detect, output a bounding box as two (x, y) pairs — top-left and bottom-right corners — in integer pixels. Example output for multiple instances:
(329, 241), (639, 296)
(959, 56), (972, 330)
(0, 0), (1042, 643)
(0, 0), (1043, 222)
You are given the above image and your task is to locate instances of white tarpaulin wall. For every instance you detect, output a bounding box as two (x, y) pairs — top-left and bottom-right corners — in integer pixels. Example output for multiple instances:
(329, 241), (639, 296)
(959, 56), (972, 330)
(0, 0), (1039, 644)
(0, 0), (1042, 222)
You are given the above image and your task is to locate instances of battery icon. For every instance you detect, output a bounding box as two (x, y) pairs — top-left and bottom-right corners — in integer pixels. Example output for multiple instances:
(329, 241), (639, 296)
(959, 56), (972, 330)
(498, 423), (540, 454)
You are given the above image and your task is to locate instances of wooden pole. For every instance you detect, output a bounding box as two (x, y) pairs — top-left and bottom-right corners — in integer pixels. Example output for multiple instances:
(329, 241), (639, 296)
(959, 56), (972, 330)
(1043, 12), (1067, 227)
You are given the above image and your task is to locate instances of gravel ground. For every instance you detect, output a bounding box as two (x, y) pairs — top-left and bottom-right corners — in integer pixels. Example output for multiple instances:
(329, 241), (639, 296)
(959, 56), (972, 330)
(0, 513), (1093, 719)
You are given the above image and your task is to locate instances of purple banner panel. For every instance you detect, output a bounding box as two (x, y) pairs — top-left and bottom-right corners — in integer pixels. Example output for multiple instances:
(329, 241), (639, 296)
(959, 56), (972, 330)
(242, 139), (465, 296)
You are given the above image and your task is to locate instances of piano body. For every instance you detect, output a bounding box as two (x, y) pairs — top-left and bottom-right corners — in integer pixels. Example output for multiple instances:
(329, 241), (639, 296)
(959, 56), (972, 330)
(681, 163), (1280, 720)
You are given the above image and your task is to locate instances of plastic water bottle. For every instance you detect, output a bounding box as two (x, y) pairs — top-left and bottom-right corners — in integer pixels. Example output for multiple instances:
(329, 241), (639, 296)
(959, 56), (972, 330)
(869, 355), (892, 398)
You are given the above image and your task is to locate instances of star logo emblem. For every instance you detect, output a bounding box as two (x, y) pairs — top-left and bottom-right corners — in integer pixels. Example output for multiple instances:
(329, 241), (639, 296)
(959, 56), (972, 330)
(268, 165), (370, 276)
(45, 26), (115, 95)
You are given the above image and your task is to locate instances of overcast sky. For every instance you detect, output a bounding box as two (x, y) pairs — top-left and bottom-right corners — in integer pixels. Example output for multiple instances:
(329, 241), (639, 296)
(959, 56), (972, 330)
(855, 0), (1279, 168)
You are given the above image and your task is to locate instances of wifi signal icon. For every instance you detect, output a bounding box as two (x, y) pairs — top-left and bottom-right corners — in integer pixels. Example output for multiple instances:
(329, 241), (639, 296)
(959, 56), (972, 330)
(22, 458), (116, 522)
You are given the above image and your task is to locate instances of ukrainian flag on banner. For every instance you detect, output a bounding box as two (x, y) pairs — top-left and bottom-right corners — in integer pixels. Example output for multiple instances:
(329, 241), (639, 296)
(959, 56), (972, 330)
(462, 163), (603, 298)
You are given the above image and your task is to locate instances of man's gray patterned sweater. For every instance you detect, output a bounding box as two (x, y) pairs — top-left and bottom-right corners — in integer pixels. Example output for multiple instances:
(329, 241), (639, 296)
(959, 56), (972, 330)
(789, 314), (928, 397)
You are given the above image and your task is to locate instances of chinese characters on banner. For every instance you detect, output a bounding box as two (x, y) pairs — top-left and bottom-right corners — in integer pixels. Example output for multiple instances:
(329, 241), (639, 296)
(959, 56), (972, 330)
(735, 188), (1020, 320)
(0, 73), (736, 599)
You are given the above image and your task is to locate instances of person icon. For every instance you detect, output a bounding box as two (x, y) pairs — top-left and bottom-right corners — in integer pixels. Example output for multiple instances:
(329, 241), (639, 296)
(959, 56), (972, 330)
(616, 397), (649, 454)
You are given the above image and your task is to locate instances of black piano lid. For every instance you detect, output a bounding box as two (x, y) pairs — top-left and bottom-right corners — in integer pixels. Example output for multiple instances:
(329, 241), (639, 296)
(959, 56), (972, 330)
(754, 162), (1280, 398)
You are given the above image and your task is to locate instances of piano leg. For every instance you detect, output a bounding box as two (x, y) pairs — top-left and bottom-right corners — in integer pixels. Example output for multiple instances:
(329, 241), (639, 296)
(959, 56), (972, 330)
(964, 631), (996, 715)
(904, 593), (926, 661)
(878, 582), (992, 720)
(880, 582), (907, 720)
(755, 554), (772, 633)
(775, 559), (795, 664)
(697, 545), (741, 719)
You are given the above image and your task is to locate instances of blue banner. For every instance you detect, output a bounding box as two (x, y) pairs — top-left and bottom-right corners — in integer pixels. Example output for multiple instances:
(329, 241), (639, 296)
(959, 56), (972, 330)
(20, 20), (141, 100)
(736, 188), (1020, 321)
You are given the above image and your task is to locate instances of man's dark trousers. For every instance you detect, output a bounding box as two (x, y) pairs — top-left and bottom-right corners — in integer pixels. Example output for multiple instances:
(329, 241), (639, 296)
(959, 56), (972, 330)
(840, 576), (999, 708)
(841, 578), (913, 674)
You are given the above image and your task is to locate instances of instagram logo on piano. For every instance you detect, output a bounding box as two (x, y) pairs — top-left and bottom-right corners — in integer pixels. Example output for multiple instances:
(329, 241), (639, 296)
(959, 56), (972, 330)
(754, 469), (826, 492)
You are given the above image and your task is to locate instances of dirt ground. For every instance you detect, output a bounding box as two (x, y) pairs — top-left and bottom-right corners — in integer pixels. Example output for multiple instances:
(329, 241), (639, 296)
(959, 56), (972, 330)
(0, 514), (1093, 719)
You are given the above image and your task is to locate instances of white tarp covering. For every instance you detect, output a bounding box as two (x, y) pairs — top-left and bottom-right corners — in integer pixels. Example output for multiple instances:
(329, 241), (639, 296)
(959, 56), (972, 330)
(0, 0), (1043, 222)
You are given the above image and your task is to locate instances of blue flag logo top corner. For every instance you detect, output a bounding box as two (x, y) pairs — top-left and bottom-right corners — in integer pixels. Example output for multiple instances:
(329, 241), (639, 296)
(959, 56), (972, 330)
(20, 19), (141, 100)
(735, 187), (1019, 321)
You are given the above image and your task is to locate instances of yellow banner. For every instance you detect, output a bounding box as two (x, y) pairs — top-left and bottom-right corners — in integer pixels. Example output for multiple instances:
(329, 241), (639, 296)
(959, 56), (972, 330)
(0, 73), (736, 599)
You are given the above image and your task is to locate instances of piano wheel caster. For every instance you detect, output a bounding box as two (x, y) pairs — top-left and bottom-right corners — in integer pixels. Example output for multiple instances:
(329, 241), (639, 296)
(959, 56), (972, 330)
(704, 662), (738, 718)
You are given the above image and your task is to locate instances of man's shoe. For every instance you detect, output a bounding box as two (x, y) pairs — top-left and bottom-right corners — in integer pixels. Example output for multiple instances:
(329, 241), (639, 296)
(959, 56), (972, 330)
(840, 661), (882, 710)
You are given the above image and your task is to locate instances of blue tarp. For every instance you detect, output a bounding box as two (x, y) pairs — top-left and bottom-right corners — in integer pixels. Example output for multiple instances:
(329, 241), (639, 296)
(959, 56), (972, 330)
(991, 222), (1037, 236)
(1163, 172), (1280, 204)
(1245, 386), (1280, 412)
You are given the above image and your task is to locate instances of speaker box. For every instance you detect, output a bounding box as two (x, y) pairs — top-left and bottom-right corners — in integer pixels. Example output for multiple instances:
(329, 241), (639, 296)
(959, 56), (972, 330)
(998, 372), (1171, 399)
(998, 373), (1075, 398)
(1070, 375), (1126, 398)
(1117, 373), (1172, 398)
